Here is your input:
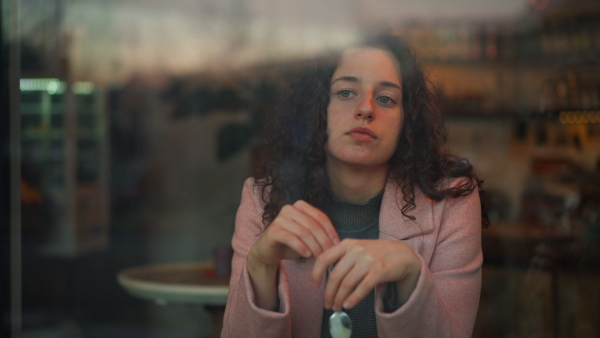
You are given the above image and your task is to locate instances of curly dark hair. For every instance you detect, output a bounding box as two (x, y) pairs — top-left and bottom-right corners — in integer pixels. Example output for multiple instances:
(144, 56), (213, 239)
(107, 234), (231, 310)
(256, 34), (488, 228)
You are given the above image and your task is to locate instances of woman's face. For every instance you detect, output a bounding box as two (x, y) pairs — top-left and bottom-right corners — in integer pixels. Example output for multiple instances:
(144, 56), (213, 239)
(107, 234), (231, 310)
(325, 47), (404, 170)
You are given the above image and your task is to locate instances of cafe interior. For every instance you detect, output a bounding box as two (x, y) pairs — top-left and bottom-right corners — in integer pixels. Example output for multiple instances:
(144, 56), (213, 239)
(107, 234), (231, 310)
(3, 0), (600, 337)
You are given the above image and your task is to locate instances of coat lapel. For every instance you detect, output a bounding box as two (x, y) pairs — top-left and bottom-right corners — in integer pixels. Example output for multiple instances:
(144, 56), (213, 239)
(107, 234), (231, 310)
(379, 179), (435, 240)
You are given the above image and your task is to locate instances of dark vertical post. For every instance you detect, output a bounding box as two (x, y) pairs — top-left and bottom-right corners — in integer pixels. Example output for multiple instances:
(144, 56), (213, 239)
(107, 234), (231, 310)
(1, 0), (20, 336)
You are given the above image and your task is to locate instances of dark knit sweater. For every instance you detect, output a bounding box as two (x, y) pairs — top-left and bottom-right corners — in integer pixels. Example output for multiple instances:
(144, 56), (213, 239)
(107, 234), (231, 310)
(320, 190), (384, 338)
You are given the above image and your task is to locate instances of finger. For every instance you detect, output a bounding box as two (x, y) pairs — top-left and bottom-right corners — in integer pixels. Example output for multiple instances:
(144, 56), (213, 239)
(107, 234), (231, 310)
(288, 201), (337, 253)
(294, 200), (340, 244)
(330, 262), (371, 311)
(323, 257), (357, 309)
(276, 217), (325, 258)
(277, 206), (325, 257)
(342, 271), (379, 310)
(268, 226), (312, 258)
(311, 240), (349, 287)
(321, 241), (365, 307)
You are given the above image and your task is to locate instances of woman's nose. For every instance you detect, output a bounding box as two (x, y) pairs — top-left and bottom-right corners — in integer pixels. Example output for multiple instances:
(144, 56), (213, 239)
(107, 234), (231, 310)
(355, 95), (374, 121)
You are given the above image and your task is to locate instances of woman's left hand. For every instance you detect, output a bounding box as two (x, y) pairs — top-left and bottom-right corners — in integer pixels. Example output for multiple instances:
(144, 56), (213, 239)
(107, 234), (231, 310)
(311, 239), (421, 311)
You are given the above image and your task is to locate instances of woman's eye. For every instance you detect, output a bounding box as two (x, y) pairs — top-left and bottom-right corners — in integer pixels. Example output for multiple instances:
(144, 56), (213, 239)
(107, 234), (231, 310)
(338, 90), (354, 98)
(377, 96), (395, 105)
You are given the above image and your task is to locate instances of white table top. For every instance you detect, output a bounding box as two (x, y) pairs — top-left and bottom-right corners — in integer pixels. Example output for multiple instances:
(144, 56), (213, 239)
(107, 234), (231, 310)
(117, 261), (229, 306)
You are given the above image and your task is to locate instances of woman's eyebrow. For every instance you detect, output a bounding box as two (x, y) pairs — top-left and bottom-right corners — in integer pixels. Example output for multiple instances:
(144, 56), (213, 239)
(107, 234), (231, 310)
(331, 76), (401, 91)
(380, 81), (402, 91)
(331, 75), (358, 85)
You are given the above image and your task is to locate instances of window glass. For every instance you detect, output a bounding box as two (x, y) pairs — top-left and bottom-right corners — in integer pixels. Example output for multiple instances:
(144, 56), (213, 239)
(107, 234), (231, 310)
(12, 0), (600, 337)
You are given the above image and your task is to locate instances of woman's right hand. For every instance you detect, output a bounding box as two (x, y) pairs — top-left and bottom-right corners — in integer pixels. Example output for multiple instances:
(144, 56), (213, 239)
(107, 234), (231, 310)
(248, 200), (340, 268)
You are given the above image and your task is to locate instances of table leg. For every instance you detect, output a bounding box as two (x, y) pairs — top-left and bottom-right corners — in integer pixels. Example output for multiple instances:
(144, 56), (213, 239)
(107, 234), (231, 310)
(204, 305), (225, 337)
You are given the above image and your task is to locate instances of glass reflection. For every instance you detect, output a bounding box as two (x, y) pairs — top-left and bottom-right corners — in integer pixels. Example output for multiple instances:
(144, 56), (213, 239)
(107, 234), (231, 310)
(14, 0), (600, 337)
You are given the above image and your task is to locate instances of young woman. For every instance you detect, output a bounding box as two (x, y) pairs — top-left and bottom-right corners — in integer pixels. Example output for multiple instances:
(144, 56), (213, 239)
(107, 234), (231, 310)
(222, 34), (486, 338)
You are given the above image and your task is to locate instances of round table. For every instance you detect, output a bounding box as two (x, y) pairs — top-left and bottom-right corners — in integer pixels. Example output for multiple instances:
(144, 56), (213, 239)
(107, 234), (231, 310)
(117, 262), (229, 336)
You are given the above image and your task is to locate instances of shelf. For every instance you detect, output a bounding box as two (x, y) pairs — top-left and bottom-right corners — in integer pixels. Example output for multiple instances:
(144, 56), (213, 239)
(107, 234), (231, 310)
(22, 129), (64, 139)
(445, 110), (600, 122)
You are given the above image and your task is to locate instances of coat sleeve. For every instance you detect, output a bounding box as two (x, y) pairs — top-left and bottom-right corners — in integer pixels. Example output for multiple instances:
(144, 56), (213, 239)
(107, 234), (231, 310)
(374, 185), (483, 338)
(221, 178), (293, 338)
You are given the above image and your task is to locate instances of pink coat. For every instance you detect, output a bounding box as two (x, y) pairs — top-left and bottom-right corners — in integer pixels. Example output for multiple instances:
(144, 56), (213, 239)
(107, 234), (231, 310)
(222, 177), (482, 338)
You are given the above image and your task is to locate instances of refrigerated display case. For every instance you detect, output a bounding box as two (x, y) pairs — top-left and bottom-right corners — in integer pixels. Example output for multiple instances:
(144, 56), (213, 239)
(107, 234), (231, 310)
(20, 78), (109, 257)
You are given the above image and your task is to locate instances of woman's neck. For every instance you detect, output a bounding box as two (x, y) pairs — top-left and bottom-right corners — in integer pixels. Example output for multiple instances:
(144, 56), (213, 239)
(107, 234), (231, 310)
(327, 161), (389, 204)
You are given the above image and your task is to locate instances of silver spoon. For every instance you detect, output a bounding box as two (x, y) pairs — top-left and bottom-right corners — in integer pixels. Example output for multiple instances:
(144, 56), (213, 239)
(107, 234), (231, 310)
(329, 311), (352, 338)
(328, 265), (352, 338)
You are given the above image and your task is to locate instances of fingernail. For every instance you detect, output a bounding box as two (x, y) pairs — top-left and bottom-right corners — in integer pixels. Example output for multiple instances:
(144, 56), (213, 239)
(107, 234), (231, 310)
(343, 301), (351, 309)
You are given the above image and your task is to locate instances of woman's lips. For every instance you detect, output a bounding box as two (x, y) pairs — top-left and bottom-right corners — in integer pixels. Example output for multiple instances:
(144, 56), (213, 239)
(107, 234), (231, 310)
(347, 127), (377, 141)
